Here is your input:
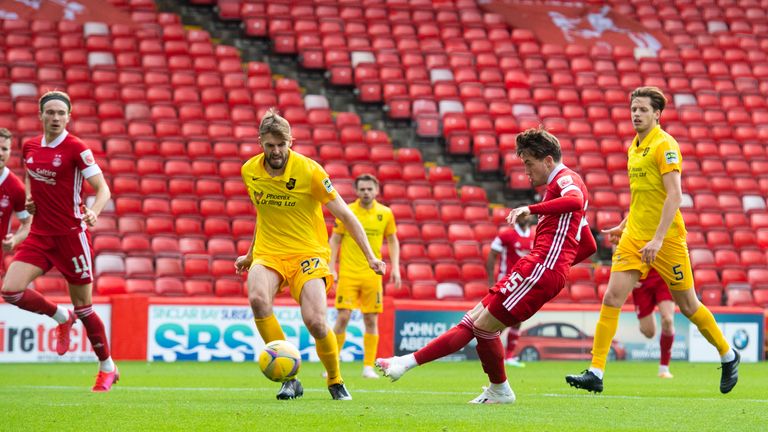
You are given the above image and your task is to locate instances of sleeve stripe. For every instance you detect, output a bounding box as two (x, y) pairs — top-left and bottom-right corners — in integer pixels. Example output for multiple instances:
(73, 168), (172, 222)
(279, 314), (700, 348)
(81, 165), (102, 179)
(560, 184), (582, 197)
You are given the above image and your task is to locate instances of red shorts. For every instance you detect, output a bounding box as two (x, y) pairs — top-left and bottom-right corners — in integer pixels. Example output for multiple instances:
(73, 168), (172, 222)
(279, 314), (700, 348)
(633, 270), (673, 319)
(483, 258), (567, 327)
(13, 231), (94, 284)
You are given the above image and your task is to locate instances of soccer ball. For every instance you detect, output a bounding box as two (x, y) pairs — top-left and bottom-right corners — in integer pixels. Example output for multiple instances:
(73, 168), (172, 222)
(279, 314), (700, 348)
(258, 340), (301, 382)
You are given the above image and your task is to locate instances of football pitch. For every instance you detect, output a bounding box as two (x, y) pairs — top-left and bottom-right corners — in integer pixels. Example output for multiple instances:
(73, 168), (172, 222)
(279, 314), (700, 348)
(1, 361), (766, 431)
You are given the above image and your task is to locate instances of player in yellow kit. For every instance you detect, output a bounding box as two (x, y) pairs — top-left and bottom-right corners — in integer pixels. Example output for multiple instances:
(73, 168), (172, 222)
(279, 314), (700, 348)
(235, 108), (386, 401)
(330, 174), (401, 378)
(566, 87), (740, 394)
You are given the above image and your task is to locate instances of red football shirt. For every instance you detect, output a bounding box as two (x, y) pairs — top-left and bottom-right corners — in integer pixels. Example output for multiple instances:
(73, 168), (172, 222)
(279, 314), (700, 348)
(526, 164), (590, 275)
(0, 167), (29, 236)
(490, 225), (534, 280)
(23, 131), (102, 236)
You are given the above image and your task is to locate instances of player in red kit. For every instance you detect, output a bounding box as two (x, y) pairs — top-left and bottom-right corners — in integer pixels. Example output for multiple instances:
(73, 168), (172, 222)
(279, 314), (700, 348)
(486, 215), (534, 367)
(0, 91), (116, 392)
(633, 268), (676, 378)
(0, 129), (32, 263)
(376, 128), (597, 403)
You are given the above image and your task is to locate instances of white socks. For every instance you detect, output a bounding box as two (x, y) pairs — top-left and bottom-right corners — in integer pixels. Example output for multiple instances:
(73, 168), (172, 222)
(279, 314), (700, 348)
(588, 367), (604, 379)
(721, 349), (736, 363)
(489, 381), (513, 394)
(52, 306), (69, 324)
(658, 365), (670, 374)
(401, 354), (418, 369)
(99, 357), (116, 373)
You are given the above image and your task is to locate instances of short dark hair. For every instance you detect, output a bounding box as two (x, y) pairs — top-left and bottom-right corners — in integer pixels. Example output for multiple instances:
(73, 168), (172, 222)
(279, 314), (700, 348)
(354, 173), (380, 189)
(0, 128), (11, 141)
(515, 128), (562, 162)
(630, 86), (667, 112)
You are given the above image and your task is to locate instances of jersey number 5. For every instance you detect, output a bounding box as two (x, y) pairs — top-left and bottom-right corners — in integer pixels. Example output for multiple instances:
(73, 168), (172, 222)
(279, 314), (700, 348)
(300, 258), (321, 274)
(500, 272), (524, 295)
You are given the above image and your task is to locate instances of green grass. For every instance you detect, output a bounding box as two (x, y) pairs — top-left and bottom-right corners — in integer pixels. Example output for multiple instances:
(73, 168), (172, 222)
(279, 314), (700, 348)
(1, 360), (766, 431)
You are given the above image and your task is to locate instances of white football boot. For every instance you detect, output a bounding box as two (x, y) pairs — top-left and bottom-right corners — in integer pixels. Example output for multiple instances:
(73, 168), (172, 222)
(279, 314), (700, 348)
(374, 357), (410, 382)
(468, 386), (516, 404)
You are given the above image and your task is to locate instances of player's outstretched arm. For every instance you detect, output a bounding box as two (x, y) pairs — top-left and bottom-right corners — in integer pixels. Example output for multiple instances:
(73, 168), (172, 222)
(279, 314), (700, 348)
(525, 190), (584, 218)
(640, 171), (682, 264)
(83, 174), (110, 227)
(326, 196), (386, 275)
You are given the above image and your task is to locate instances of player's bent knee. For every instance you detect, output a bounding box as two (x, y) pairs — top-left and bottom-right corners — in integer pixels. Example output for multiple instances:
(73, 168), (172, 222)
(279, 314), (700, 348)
(303, 318), (328, 338)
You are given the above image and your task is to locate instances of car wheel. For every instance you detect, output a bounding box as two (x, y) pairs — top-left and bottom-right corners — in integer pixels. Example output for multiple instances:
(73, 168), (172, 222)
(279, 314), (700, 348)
(519, 347), (540, 362)
(608, 347), (617, 361)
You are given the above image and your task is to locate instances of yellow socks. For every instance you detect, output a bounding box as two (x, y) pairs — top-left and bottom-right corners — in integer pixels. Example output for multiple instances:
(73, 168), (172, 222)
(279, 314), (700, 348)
(689, 305), (731, 356)
(335, 332), (346, 354)
(254, 314), (286, 343)
(590, 304), (621, 371)
(363, 333), (379, 367)
(316, 330), (342, 385)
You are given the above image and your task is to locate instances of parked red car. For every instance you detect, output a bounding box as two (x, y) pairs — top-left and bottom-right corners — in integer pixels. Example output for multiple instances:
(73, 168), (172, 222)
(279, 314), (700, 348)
(511, 322), (626, 361)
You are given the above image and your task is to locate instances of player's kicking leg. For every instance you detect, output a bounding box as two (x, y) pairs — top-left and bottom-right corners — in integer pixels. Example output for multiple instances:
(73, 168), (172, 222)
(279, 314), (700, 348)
(246, 264), (301, 400)
(1, 262), (76, 355)
(376, 304), (483, 381)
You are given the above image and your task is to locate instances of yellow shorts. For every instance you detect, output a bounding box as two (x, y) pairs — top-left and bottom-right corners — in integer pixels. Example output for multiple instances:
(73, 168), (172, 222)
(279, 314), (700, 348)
(335, 274), (383, 314)
(611, 235), (693, 291)
(252, 254), (333, 303)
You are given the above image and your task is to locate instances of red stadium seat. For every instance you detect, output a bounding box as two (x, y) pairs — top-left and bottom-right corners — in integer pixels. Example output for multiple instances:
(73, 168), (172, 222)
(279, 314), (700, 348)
(410, 281), (437, 300)
(406, 263), (434, 281)
(434, 263), (462, 283)
(454, 242), (482, 264)
(570, 283), (599, 303)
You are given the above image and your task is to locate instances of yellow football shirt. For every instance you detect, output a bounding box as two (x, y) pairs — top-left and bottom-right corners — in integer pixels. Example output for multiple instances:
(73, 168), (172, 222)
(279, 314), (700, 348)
(625, 125), (687, 240)
(241, 150), (338, 258)
(333, 199), (396, 278)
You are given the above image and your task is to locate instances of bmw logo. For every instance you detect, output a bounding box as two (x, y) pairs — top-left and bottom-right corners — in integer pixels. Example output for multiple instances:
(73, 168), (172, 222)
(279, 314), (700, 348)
(732, 329), (749, 350)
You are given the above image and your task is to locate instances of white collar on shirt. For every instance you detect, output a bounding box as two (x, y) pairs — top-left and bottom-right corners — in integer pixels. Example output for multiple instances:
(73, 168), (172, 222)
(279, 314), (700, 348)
(514, 224), (531, 237)
(0, 167), (8, 186)
(42, 130), (68, 148)
(546, 163), (566, 185)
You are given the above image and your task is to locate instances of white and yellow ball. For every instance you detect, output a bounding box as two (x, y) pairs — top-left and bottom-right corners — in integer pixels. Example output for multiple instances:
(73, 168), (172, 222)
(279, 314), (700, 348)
(258, 340), (301, 382)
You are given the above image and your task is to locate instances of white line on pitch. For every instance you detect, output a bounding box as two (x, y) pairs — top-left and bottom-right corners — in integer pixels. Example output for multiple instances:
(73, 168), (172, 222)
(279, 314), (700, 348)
(541, 393), (768, 403)
(6, 385), (478, 395)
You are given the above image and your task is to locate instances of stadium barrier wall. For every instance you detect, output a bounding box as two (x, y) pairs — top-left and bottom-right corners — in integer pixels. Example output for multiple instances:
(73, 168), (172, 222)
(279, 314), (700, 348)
(1, 296), (762, 363)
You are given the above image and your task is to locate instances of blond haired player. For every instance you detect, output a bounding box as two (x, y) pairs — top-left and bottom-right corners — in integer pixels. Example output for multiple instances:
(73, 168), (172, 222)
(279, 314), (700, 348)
(566, 87), (739, 394)
(330, 174), (400, 378)
(235, 108), (386, 401)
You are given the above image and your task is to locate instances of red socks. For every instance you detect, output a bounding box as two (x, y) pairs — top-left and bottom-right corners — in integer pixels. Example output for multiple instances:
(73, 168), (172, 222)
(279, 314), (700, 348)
(474, 327), (507, 384)
(506, 325), (521, 358)
(1, 289), (57, 317)
(660, 332), (674, 367)
(414, 315), (475, 365)
(75, 305), (110, 361)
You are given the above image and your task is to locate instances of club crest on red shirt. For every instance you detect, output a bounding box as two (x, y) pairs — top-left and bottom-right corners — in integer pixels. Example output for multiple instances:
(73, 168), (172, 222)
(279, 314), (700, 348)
(80, 149), (95, 166)
(556, 175), (573, 188)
